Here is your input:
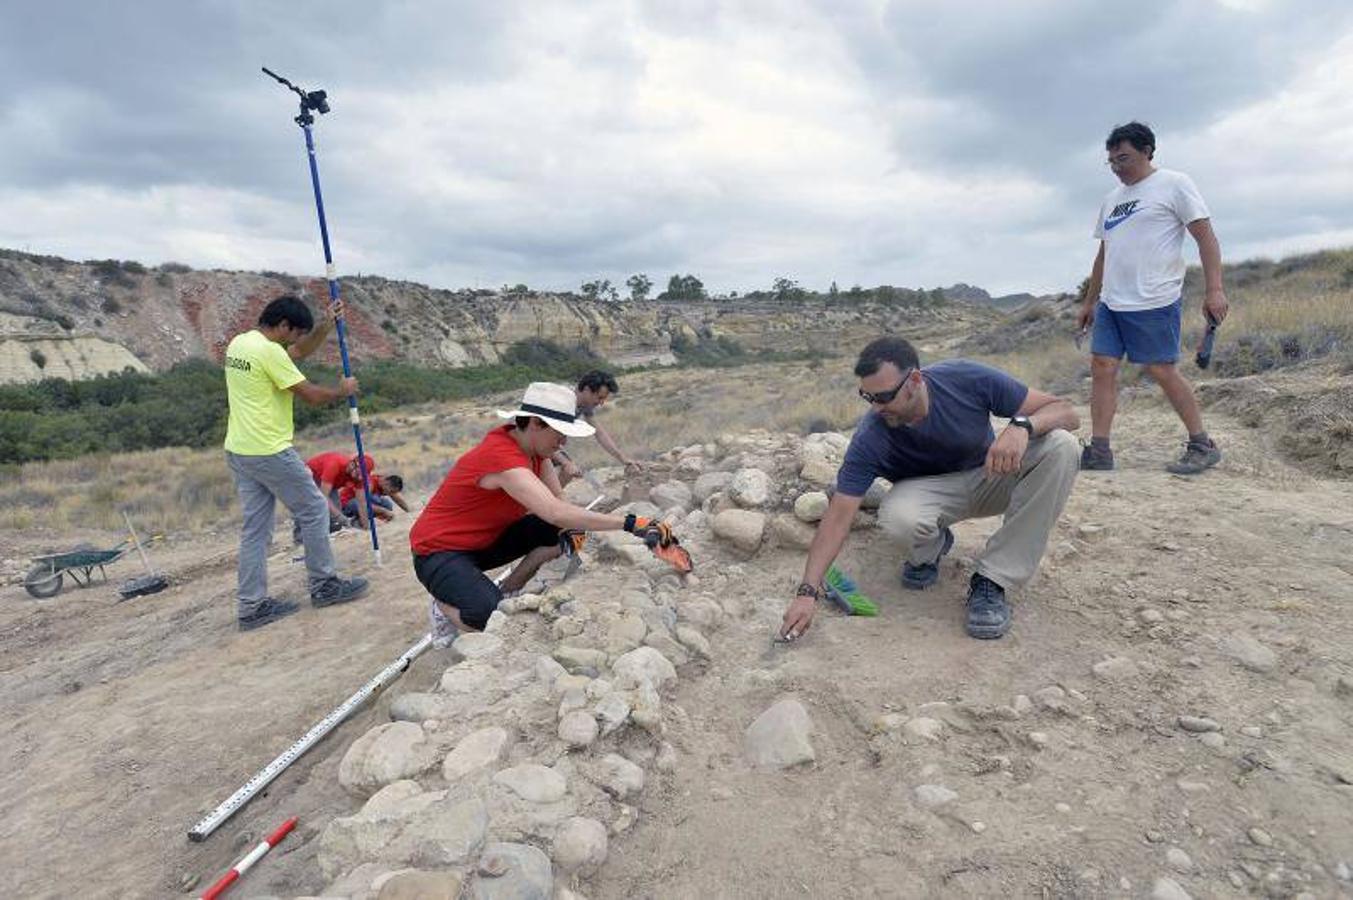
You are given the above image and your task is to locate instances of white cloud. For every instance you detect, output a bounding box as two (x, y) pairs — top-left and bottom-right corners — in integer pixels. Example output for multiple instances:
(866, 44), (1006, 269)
(0, 184), (316, 273)
(0, 0), (1350, 298)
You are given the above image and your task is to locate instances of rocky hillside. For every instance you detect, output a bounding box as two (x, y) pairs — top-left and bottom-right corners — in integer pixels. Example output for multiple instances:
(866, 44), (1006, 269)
(0, 250), (990, 383)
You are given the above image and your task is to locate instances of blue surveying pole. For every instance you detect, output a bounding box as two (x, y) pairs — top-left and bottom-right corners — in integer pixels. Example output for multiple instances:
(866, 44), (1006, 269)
(262, 67), (381, 565)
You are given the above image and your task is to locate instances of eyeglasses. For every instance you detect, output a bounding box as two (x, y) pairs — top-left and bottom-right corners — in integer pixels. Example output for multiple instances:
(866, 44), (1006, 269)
(1105, 153), (1134, 167)
(858, 369), (913, 405)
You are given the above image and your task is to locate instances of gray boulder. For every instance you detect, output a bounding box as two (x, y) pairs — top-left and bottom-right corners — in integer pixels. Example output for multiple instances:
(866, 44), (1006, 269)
(712, 509), (767, 554)
(443, 727), (510, 782)
(729, 468), (773, 508)
(612, 646), (677, 689)
(493, 765), (568, 804)
(798, 457), (837, 487)
(650, 481), (694, 511)
(551, 817), (608, 874)
(339, 722), (435, 797)
(471, 842), (553, 900)
(771, 514), (816, 550)
(1222, 633), (1277, 673)
(744, 698), (815, 769)
(692, 471), (733, 503)
(793, 491), (829, 522)
(388, 692), (450, 724)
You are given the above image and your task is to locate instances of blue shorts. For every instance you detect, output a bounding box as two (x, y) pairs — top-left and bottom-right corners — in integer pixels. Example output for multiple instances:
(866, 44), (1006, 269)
(1091, 299), (1181, 364)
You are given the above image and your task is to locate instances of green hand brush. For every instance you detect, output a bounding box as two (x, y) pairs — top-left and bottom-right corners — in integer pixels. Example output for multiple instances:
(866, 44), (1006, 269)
(823, 565), (878, 617)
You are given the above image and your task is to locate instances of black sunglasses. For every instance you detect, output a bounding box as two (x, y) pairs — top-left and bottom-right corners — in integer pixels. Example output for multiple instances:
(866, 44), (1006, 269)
(858, 369), (914, 405)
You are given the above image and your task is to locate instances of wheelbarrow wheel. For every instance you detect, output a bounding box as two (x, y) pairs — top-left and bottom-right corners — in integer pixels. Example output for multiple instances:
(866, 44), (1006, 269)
(24, 565), (64, 599)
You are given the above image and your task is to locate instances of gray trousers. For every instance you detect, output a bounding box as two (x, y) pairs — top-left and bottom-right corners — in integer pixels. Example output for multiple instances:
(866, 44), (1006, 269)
(226, 448), (337, 615)
(876, 430), (1080, 590)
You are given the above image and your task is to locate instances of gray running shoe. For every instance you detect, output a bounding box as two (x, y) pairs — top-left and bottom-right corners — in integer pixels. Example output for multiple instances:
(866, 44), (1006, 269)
(310, 576), (370, 608)
(1080, 444), (1115, 471)
(1166, 440), (1221, 475)
(238, 598), (300, 631)
(429, 598), (459, 648)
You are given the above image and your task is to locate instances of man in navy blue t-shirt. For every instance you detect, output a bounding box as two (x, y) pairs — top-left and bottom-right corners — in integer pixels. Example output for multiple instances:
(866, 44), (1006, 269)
(780, 336), (1081, 641)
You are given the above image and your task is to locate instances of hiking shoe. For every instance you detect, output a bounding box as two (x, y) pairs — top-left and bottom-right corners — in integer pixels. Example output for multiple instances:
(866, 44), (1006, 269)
(1080, 444), (1115, 471)
(901, 527), (955, 590)
(429, 598), (459, 649)
(965, 573), (1011, 640)
(1166, 440), (1221, 475)
(238, 598), (300, 631)
(310, 576), (370, 608)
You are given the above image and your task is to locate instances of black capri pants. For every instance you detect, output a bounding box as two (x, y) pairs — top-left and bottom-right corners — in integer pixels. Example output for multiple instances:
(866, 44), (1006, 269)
(413, 515), (560, 629)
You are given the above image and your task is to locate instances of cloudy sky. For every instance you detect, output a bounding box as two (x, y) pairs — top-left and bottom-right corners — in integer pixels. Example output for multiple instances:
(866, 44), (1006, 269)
(2, 1), (1352, 297)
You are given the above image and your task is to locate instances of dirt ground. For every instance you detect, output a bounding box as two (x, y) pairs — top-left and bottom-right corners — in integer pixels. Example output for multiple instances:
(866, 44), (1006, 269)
(0, 516), (447, 899)
(2, 384), (1351, 898)
(596, 402), (1353, 899)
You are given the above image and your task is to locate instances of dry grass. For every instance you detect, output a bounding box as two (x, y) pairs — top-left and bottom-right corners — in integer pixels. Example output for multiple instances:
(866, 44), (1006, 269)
(1, 448), (236, 536)
(561, 358), (862, 469)
(974, 338), (1087, 397)
(1209, 248), (1353, 335)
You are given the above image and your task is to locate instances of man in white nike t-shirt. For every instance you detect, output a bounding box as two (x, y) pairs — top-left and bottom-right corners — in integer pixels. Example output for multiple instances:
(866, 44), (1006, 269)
(1076, 121), (1230, 475)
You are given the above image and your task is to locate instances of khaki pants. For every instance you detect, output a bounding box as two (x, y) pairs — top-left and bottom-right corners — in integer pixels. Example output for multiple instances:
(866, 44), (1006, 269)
(876, 430), (1080, 590)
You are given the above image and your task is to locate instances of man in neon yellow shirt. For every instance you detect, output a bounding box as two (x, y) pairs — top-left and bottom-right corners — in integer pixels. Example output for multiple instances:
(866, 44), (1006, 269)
(224, 295), (370, 631)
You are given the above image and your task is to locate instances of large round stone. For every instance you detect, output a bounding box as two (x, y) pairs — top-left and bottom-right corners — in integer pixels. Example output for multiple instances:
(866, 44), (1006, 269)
(551, 817), (608, 873)
(712, 509), (767, 554)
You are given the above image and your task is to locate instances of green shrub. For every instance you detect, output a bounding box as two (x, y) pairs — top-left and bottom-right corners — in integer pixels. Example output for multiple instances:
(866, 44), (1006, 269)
(29, 349), (47, 369)
(670, 332), (747, 366)
(1211, 325), (1350, 377)
(499, 338), (604, 373)
(0, 345), (612, 464)
(88, 259), (135, 288)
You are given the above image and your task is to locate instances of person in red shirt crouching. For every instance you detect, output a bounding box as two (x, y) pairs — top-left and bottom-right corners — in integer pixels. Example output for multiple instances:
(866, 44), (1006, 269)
(339, 473), (411, 524)
(410, 382), (674, 646)
(303, 451), (375, 532)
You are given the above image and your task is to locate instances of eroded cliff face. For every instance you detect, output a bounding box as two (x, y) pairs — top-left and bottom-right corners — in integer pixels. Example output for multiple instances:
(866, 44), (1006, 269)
(0, 335), (149, 384)
(0, 252), (979, 382)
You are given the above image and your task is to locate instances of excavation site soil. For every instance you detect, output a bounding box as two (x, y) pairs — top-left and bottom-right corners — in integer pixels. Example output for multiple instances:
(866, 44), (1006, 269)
(2, 360), (1351, 900)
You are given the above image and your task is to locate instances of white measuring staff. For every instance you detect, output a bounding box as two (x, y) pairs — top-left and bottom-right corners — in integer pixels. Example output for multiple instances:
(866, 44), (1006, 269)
(188, 632), (431, 841)
(188, 492), (607, 842)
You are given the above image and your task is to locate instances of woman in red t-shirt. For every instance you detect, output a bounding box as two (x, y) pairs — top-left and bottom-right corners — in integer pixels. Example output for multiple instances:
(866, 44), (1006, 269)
(410, 383), (674, 644)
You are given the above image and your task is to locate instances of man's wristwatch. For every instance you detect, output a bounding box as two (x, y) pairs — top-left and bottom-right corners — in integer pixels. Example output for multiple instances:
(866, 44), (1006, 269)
(1010, 415), (1034, 435)
(796, 582), (821, 600)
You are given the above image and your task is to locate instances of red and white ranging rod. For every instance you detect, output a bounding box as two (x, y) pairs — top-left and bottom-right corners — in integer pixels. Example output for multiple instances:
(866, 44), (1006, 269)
(200, 815), (297, 899)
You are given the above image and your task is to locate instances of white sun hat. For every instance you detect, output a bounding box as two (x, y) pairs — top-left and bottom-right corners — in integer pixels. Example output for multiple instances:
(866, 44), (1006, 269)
(495, 382), (597, 437)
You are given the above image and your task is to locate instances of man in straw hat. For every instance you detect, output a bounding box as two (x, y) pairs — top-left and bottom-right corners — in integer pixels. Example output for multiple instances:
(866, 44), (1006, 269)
(410, 382), (678, 646)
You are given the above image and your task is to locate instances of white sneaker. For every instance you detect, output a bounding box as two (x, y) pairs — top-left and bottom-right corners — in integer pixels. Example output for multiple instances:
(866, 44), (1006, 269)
(429, 599), (458, 648)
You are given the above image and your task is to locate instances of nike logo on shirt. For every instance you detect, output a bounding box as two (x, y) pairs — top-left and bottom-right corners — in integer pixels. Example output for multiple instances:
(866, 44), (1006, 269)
(1103, 199), (1141, 231)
